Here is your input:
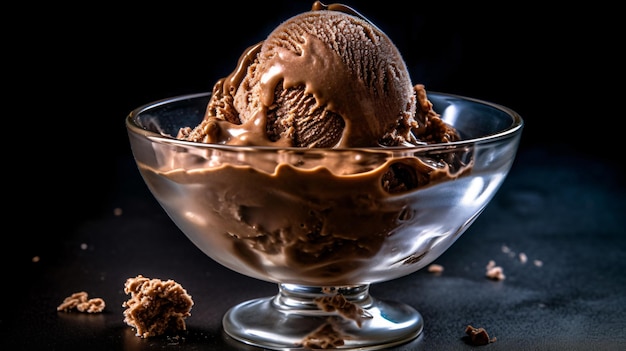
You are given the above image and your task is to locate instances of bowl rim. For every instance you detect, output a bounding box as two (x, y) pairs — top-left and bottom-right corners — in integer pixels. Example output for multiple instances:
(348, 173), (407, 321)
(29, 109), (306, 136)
(126, 91), (524, 152)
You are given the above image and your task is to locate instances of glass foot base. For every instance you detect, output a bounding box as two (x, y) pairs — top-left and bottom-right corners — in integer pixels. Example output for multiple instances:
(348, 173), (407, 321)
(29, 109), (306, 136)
(222, 284), (423, 350)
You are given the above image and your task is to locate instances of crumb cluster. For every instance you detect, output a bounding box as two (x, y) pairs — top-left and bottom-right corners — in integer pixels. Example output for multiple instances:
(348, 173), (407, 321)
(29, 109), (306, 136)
(122, 275), (194, 338)
(57, 291), (105, 313)
(485, 260), (506, 280)
(501, 244), (543, 266)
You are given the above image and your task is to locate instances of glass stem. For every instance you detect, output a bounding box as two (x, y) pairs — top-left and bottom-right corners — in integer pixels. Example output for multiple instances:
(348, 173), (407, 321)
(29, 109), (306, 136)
(273, 283), (373, 315)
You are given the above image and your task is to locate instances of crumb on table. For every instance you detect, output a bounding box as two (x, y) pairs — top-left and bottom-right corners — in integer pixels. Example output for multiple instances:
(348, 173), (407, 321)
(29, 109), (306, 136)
(464, 325), (496, 345)
(57, 291), (105, 313)
(122, 274), (194, 338)
(427, 263), (444, 274)
(485, 260), (505, 280)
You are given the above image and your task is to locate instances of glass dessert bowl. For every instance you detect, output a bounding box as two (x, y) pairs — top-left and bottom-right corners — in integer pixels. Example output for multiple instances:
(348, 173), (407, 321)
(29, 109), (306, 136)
(126, 91), (523, 350)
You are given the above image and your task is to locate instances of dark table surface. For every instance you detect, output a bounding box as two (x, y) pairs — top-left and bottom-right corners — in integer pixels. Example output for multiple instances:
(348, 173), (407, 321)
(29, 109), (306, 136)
(4, 145), (625, 351)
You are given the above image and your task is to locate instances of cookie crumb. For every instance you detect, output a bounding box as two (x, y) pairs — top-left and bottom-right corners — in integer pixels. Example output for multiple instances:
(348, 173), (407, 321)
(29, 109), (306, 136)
(122, 275), (194, 338)
(427, 264), (444, 274)
(57, 291), (105, 313)
(485, 260), (505, 280)
(464, 325), (496, 345)
(518, 252), (527, 264)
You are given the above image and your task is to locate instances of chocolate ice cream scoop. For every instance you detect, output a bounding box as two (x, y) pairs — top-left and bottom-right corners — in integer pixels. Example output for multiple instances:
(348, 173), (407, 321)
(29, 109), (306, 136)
(178, 1), (458, 148)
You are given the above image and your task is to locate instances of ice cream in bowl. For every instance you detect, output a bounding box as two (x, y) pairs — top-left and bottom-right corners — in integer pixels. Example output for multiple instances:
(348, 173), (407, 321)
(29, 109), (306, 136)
(126, 2), (523, 349)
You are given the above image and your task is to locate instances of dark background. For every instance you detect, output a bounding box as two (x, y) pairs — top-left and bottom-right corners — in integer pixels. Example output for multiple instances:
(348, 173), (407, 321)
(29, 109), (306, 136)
(10, 1), (619, 270)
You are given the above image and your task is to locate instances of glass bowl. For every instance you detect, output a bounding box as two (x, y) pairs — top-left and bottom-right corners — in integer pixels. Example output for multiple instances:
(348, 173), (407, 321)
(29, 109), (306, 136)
(126, 91), (523, 350)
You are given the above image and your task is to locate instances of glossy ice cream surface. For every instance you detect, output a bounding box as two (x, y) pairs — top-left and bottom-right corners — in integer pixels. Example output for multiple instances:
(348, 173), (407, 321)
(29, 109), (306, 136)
(177, 2), (459, 148)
